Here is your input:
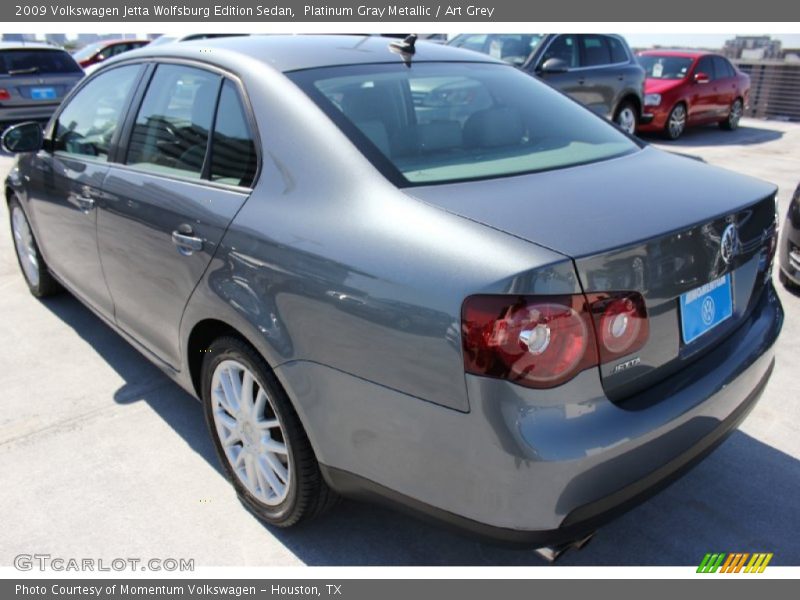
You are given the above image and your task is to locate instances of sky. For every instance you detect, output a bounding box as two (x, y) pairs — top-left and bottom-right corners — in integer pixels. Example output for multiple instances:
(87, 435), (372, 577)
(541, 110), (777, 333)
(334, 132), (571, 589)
(624, 33), (800, 49)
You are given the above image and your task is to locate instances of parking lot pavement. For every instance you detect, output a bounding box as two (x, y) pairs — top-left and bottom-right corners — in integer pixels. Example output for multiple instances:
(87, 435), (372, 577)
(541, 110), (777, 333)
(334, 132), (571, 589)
(1, 117), (798, 567)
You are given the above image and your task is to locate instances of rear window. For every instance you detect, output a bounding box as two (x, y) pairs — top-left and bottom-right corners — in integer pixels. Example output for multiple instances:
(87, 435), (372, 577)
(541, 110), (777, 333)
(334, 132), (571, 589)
(638, 55), (694, 80)
(290, 62), (638, 186)
(0, 49), (82, 76)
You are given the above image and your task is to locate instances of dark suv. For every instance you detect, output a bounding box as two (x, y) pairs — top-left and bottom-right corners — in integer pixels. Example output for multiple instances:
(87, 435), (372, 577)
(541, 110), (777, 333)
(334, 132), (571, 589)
(448, 34), (646, 134)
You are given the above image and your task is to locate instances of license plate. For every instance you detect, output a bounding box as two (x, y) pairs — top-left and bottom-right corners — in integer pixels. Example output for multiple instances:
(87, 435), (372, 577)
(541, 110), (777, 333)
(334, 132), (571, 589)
(30, 87), (56, 100)
(680, 274), (733, 344)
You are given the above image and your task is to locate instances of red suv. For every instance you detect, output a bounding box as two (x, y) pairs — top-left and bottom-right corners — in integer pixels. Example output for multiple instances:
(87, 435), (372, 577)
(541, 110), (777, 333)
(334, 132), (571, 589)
(72, 39), (150, 69)
(636, 50), (749, 140)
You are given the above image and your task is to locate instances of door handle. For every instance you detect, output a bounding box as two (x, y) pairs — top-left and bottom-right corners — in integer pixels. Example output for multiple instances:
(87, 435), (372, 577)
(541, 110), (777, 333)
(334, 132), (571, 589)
(172, 230), (204, 255)
(577, 78), (586, 85)
(75, 196), (95, 212)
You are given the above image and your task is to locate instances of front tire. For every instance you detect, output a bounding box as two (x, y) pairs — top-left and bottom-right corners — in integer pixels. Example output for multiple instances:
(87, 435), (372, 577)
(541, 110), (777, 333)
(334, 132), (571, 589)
(8, 197), (62, 298)
(614, 101), (638, 135)
(664, 103), (687, 140)
(201, 336), (337, 527)
(720, 98), (743, 131)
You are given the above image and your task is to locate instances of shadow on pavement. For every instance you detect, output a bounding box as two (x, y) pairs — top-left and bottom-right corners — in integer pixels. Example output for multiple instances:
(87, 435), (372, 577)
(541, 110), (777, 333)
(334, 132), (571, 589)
(38, 291), (800, 566)
(639, 124), (784, 148)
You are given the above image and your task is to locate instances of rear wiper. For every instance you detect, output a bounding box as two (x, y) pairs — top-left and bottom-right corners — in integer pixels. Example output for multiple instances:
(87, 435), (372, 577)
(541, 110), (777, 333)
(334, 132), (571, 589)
(8, 66), (39, 75)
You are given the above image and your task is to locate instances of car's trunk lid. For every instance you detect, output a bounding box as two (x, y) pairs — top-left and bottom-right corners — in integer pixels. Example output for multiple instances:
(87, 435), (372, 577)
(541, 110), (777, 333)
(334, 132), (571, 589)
(409, 146), (778, 399)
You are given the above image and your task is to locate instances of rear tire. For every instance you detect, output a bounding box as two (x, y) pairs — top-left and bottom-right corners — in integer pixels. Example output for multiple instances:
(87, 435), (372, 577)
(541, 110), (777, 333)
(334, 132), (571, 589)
(201, 336), (338, 527)
(779, 269), (798, 290)
(8, 197), (62, 298)
(613, 101), (638, 135)
(720, 98), (743, 131)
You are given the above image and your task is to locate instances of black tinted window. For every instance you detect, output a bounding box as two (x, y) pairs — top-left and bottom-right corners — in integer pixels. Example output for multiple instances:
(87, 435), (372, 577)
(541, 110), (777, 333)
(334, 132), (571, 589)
(695, 56), (716, 79)
(53, 65), (141, 160)
(126, 65), (221, 179)
(581, 36), (612, 67)
(0, 50), (82, 75)
(210, 80), (257, 187)
(608, 37), (629, 63)
(713, 56), (734, 78)
(541, 35), (579, 68)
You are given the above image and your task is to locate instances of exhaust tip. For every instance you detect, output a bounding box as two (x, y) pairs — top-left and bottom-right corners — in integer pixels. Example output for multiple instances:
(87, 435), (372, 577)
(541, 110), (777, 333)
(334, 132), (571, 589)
(534, 531), (596, 563)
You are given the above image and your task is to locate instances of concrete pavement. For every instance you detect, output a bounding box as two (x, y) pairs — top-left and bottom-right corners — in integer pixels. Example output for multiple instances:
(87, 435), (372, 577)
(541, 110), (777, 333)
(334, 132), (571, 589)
(1, 118), (798, 566)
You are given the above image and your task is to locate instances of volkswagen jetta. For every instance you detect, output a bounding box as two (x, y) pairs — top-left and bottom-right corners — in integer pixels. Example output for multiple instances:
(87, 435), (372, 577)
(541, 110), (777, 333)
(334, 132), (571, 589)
(3, 35), (783, 548)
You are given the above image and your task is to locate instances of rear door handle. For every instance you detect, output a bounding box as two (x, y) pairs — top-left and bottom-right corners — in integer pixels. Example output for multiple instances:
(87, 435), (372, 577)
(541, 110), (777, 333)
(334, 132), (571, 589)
(75, 196), (95, 212)
(172, 230), (204, 255)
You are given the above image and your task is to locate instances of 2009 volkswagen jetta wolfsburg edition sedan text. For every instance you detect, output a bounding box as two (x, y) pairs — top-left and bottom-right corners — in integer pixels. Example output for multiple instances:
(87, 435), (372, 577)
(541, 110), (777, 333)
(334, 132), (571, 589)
(3, 36), (784, 549)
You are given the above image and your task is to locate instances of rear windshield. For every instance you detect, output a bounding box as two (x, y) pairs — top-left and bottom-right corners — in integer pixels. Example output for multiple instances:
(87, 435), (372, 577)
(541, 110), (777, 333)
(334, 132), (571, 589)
(638, 55), (694, 80)
(0, 50), (82, 76)
(289, 62), (638, 186)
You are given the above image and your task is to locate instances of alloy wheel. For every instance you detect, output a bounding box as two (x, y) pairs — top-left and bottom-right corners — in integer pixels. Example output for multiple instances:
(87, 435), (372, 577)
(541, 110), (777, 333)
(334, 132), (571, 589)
(729, 99), (743, 129)
(11, 206), (40, 288)
(668, 105), (686, 139)
(210, 359), (291, 506)
(616, 106), (637, 135)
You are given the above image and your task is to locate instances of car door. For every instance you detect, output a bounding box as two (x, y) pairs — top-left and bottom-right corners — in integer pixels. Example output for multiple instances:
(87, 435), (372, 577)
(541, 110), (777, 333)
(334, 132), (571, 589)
(23, 64), (144, 320)
(713, 55), (736, 114)
(689, 55), (717, 123)
(98, 64), (258, 368)
(575, 35), (618, 117)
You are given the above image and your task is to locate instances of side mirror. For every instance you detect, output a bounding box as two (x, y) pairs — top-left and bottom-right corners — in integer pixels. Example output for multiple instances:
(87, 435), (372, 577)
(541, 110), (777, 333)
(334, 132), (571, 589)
(694, 72), (710, 84)
(538, 57), (569, 74)
(1, 122), (43, 154)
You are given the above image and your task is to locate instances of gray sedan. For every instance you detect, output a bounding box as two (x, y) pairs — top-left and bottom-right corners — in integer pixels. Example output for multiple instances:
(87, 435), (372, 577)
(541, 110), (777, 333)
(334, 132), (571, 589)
(2, 35), (783, 552)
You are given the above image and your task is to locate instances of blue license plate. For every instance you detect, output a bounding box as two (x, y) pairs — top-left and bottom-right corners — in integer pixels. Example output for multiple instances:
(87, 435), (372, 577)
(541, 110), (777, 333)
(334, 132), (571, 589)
(680, 274), (733, 344)
(30, 87), (56, 100)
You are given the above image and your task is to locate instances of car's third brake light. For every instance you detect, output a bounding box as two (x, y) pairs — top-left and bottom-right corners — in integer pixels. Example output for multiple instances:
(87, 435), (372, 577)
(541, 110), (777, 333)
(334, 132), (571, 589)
(462, 291), (649, 388)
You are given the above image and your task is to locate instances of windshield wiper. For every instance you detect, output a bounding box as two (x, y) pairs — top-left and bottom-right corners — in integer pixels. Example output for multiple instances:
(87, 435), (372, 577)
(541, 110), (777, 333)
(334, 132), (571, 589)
(8, 66), (39, 76)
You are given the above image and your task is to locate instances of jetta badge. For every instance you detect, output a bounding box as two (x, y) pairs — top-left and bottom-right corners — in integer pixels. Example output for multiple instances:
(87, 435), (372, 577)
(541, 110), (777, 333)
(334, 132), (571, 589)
(720, 224), (739, 265)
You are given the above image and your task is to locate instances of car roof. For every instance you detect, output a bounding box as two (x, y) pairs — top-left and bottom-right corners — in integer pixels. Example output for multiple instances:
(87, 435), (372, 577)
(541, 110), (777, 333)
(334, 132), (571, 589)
(122, 34), (502, 72)
(637, 49), (717, 58)
(0, 41), (68, 51)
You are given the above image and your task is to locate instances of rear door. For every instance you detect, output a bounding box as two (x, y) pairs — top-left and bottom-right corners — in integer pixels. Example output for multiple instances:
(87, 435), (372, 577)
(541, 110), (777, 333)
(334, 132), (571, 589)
(98, 63), (258, 368)
(576, 35), (619, 118)
(713, 55), (737, 114)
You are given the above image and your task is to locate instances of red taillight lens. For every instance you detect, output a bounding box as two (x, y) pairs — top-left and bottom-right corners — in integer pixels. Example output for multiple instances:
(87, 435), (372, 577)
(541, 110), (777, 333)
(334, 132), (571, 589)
(0, 88), (11, 101)
(587, 292), (649, 362)
(462, 295), (598, 389)
(462, 291), (649, 388)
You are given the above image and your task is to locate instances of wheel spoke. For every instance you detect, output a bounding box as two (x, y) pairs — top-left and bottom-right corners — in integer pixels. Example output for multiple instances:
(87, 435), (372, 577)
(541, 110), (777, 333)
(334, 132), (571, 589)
(213, 387), (237, 416)
(256, 417), (280, 430)
(243, 452), (257, 490)
(258, 457), (286, 496)
(219, 367), (240, 414)
(263, 438), (288, 455)
(251, 385), (266, 420)
(263, 451), (289, 483)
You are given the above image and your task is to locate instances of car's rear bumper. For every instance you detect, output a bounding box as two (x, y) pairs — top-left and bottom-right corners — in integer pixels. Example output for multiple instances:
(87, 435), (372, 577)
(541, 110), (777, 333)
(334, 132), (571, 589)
(276, 282), (783, 546)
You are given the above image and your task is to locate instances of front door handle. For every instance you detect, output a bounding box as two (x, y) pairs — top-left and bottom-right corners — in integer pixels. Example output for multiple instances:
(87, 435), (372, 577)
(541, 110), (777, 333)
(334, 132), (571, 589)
(172, 230), (204, 255)
(75, 196), (95, 212)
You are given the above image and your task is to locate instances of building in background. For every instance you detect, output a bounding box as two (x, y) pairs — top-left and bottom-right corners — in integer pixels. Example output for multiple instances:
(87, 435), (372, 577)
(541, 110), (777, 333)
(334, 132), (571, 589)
(723, 35), (782, 60)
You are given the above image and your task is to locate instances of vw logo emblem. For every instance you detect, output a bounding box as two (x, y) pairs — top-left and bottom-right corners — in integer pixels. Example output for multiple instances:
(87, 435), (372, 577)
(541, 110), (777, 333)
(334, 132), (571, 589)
(720, 224), (738, 265)
(701, 296), (716, 325)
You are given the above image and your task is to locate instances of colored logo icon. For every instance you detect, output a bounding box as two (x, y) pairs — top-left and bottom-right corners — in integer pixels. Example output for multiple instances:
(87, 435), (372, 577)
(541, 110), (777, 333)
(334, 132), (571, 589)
(697, 552), (773, 573)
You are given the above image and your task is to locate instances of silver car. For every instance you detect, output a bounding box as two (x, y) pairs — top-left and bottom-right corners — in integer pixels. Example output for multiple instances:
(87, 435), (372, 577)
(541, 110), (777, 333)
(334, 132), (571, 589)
(0, 42), (83, 130)
(2, 35), (783, 551)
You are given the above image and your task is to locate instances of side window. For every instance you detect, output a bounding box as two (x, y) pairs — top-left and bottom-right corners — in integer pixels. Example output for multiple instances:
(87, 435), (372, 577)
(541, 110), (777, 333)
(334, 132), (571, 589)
(540, 35), (579, 69)
(713, 56), (734, 79)
(695, 56), (716, 80)
(581, 35), (612, 67)
(607, 37), (629, 63)
(210, 80), (257, 187)
(53, 64), (141, 161)
(126, 64), (221, 179)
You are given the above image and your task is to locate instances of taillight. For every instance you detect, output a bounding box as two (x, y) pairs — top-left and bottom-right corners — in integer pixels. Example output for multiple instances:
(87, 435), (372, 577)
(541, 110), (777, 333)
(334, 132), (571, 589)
(0, 88), (10, 101)
(586, 292), (649, 362)
(462, 291), (649, 389)
(462, 295), (598, 389)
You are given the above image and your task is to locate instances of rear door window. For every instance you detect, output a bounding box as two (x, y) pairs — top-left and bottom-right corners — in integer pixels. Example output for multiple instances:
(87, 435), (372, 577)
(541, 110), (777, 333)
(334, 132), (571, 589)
(209, 80), (257, 187)
(126, 64), (222, 179)
(713, 56), (735, 79)
(580, 35), (612, 67)
(52, 65), (142, 161)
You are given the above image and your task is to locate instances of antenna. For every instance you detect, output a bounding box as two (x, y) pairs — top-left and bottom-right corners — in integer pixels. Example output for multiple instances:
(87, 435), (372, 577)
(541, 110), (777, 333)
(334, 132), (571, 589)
(388, 34), (417, 67)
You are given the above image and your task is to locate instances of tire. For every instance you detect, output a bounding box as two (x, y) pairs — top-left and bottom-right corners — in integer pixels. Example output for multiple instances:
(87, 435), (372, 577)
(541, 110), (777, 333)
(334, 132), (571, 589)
(664, 103), (687, 140)
(8, 197), (62, 298)
(720, 98), (743, 131)
(613, 101), (638, 135)
(779, 269), (798, 290)
(201, 336), (338, 527)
